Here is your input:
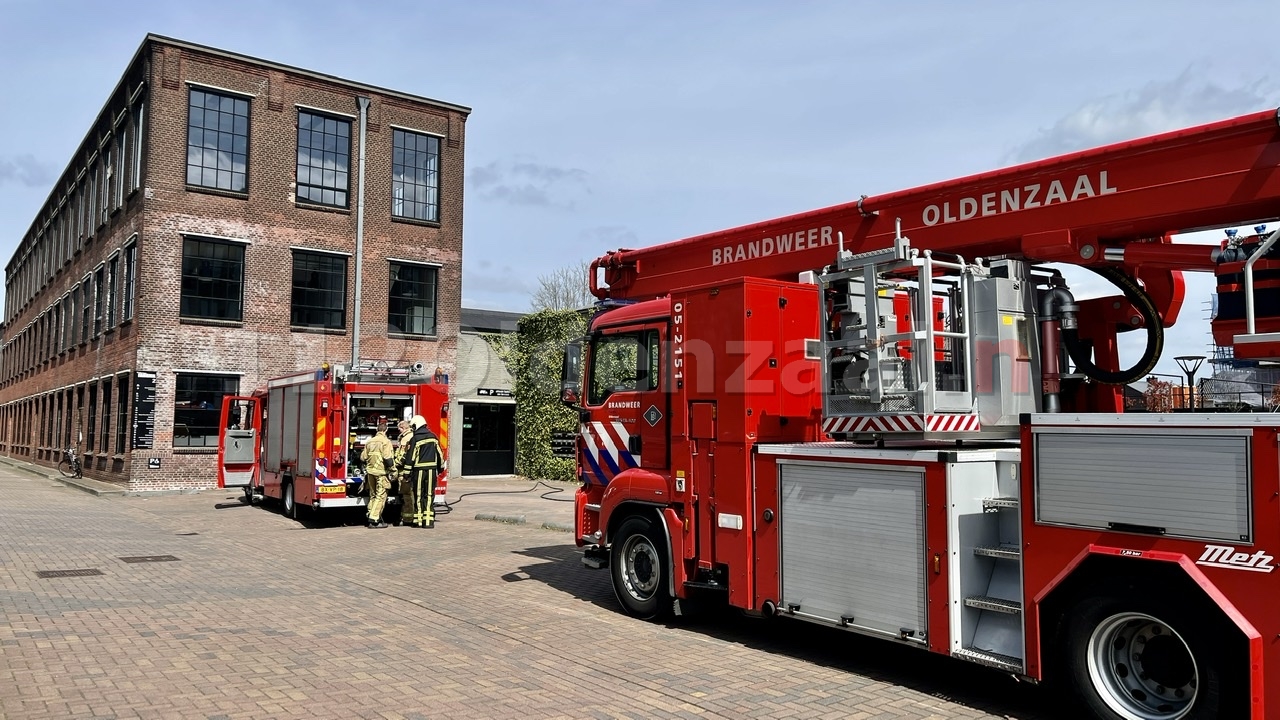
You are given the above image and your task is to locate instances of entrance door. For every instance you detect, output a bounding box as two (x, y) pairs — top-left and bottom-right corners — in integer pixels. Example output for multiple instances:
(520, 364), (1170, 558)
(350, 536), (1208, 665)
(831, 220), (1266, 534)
(461, 403), (515, 475)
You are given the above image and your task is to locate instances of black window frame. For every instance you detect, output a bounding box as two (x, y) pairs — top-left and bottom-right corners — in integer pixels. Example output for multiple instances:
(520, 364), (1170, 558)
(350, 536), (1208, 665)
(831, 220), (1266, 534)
(174, 373), (239, 448)
(105, 254), (118, 329)
(121, 242), (136, 322)
(387, 262), (438, 337)
(180, 237), (245, 322)
(295, 110), (351, 208)
(290, 250), (347, 329)
(100, 378), (112, 454)
(186, 88), (250, 194)
(114, 372), (130, 454)
(391, 128), (441, 223)
(86, 383), (97, 451)
(79, 279), (92, 343)
(93, 268), (104, 337)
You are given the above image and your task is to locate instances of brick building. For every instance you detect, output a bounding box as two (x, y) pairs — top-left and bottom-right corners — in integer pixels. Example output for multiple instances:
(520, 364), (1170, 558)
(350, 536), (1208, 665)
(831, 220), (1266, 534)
(0, 34), (470, 491)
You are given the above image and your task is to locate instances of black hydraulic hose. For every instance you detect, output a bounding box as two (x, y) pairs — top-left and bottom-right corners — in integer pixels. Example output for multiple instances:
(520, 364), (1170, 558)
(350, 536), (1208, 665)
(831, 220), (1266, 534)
(1060, 266), (1163, 386)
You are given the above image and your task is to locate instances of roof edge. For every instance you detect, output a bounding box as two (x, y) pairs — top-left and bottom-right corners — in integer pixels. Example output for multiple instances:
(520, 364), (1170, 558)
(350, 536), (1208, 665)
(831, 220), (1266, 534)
(145, 34), (472, 115)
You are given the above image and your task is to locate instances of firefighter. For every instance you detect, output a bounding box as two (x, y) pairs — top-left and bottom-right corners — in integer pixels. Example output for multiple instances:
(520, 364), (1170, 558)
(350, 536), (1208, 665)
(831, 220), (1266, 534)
(360, 419), (394, 529)
(393, 419), (416, 526)
(404, 414), (441, 528)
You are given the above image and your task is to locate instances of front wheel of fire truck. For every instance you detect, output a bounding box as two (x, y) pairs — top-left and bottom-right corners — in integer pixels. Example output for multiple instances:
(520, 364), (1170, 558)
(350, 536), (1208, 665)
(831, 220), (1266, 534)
(610, 515), (670, 620)
(1066, 596), (1228, 720)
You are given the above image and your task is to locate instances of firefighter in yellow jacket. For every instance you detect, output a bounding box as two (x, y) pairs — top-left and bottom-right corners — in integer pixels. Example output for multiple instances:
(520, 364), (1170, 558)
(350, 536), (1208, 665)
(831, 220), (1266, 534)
(360, 419), (394, 529)
(393, 419), (415, 525)
(401, 414), (441, 528)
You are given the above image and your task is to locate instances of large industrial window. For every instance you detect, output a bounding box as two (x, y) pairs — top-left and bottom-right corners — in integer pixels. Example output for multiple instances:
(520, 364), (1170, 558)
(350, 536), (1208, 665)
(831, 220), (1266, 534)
(387, 262), (437, 336)
(87, 164), (97, 236)
(114, 130), (127, 208)
(100, 379), (112, 454)
(290, 251), (347, 329)
(296, 111), (350, 207)
(132, 101), (145, 191)
(115, 373), (130, 454)
(92, 267), (104, 337)
(174, 373), (239, 448)
(105, 255), (118, 329)
(86, 383), (97, 452)
(80, 280), (92, 343)
(60, 295), (71, 351)
(180, 237), (244, 321)
(588, 329), (659, 405)
(392, 129), (440, 222)
(186, 89), (249, 192)
(100, 145), (112, 225)
(121, 242), (136, 322)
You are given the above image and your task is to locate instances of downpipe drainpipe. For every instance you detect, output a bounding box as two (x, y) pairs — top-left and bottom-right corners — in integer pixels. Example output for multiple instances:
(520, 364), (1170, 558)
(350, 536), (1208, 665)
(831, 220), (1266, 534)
(352, 96), (370, 366)
(1039, 281), (1078, 414)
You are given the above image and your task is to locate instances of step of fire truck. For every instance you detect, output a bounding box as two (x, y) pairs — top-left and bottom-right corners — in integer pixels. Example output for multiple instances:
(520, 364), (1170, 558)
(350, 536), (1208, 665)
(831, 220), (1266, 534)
(972, 544), (1021, 560)
(953, 647), (1024, 673)
(952, 464), (1025, 674)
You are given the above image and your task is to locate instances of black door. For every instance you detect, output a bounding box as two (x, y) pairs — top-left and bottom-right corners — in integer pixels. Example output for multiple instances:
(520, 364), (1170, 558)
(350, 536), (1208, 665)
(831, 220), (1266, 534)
(461, 403), (515, 475)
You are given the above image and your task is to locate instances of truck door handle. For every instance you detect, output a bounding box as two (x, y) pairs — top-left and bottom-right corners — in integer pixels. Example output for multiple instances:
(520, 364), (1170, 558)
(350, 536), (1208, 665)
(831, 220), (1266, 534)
(628, 436), (642, 455)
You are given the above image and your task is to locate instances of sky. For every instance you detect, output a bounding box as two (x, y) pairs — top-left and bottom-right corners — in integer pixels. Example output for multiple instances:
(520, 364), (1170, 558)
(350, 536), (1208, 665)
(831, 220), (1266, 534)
(2, 1), (1279, 380)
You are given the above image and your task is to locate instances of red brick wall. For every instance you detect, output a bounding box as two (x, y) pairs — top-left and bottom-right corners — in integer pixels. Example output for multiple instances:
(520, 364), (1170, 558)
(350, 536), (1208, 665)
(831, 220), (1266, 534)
(2, 37), (468, 491)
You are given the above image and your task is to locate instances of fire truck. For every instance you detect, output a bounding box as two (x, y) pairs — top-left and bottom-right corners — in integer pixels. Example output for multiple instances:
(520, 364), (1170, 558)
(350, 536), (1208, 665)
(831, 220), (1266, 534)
(216, 361), (450, 520)
(561, 108), (1280, 719)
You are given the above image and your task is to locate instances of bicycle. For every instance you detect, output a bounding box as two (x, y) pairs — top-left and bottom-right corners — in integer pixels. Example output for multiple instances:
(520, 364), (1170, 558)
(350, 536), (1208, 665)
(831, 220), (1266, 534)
(57, 447), (83, 479)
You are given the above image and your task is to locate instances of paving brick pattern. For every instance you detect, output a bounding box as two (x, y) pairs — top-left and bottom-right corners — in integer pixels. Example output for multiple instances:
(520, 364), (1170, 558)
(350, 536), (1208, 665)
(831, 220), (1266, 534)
(0, 467), (1068, 719)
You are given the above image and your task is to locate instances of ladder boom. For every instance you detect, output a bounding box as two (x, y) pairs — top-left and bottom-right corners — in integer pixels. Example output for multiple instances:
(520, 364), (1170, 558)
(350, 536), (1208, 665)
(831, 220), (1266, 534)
(592, 107), (1280, 301)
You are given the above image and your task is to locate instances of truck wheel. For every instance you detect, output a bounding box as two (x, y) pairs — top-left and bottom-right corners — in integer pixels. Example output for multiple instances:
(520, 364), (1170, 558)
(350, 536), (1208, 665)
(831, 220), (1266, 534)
(282, 481), (298, 519)
(610, 515), (670, 620)
(1065, 596), (1228, 720)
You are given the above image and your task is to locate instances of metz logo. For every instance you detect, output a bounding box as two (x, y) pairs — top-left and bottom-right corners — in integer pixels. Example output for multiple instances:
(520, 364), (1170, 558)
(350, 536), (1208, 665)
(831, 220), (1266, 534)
(1196, 544), (1276, 573)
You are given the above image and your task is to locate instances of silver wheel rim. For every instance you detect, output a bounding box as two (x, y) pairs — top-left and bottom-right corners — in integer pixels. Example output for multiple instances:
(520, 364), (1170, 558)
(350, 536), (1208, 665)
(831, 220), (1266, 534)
(1087, 611), (1198, 720)
(620, 534), (659, 602)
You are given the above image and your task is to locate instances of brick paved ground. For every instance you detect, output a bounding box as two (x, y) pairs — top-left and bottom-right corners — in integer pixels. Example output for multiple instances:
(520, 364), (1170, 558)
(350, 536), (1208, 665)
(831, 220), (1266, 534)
(0, 462), (1069, 720)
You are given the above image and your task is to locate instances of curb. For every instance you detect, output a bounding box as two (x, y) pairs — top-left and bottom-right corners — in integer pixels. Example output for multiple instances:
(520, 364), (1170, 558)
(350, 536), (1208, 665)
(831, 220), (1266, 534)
(472, 513), (573, 532)
(0, 456), (126, 497)
(474, 512), (526, 525)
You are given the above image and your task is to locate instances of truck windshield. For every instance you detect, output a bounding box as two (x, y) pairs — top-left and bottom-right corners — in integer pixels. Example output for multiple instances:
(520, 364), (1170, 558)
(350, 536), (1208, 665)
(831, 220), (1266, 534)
(588, 330), (658, 405)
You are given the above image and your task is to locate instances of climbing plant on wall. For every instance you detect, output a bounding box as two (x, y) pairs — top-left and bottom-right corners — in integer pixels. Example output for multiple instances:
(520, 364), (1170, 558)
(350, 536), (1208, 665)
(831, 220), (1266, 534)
(508, 309), (588, 481)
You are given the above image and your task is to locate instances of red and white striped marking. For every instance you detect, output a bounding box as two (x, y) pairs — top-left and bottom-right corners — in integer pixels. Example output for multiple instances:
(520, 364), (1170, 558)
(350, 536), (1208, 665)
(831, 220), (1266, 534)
(822, 414), (981, 435)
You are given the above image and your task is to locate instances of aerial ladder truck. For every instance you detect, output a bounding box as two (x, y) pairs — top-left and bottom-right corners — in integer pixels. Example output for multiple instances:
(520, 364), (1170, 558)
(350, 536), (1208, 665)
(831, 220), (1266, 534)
(559, 108), (1280, 719)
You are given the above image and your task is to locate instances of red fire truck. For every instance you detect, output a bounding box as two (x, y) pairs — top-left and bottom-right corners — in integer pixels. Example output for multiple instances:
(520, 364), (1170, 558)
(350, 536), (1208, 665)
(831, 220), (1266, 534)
(562, 108), (1280, 719)
(216, 362), (450, 520)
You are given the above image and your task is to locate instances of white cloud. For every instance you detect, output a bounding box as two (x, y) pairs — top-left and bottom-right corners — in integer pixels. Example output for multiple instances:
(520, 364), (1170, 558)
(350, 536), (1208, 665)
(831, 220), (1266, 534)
(469, 159), (589, 209)
(0, 154), (56, 188)
(1007, 67), (1275, 165)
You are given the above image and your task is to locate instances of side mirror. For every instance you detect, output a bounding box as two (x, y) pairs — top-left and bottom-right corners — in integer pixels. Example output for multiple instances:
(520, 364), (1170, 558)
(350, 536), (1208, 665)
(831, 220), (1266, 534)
(561, 338), (584, 410)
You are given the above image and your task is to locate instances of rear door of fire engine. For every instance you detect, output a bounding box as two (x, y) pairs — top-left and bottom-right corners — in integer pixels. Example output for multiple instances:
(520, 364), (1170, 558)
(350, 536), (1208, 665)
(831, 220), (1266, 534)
(217, 396), (261, 489)
(583, 324), (668, 480)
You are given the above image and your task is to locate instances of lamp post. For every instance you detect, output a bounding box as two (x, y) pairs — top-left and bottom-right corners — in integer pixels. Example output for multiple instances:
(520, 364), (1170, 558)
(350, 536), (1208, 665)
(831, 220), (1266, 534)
(1174, 355), (1206, 410)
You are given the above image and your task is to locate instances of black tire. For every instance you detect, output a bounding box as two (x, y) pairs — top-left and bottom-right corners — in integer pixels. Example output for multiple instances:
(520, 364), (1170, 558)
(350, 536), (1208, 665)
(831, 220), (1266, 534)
(282, 480), (298, 519)
(242, 485), (256, 505)
(57, 459), (74, 478)
(609, 514), (671, 620)
(1063, 595), (1234, 720)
